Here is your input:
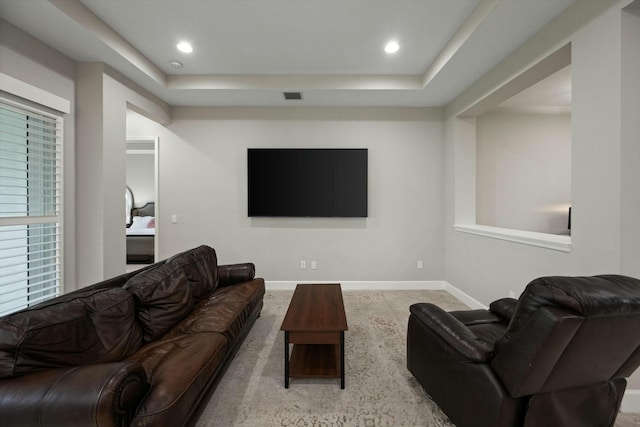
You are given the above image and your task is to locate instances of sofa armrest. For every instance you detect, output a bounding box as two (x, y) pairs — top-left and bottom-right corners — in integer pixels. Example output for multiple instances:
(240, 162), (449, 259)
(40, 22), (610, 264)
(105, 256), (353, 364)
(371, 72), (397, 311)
(0, 362), (148, 427)
(218, 263), (255, 287)
(489, 297), (519, 321)
(409, 303), (493, 362)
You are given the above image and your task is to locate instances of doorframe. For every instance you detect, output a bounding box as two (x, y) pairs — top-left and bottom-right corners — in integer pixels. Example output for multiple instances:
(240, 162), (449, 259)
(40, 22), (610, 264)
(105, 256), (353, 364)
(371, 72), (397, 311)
(126, 136), (159, 262)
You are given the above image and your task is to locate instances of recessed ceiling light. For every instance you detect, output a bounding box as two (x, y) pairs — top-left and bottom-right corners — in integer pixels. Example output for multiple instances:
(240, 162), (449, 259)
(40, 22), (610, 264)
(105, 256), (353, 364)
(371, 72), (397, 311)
(385, 41), (400, 54)
(177, 42), (193, 53)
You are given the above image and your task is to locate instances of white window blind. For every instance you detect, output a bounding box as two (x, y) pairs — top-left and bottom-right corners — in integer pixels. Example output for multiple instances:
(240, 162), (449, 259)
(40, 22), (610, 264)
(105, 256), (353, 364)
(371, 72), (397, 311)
(0, 99), (62, 316)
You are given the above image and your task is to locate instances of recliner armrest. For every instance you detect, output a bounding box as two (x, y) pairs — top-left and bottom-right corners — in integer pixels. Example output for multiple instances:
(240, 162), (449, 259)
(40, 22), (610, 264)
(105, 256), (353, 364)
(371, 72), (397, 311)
(217, 263), (255, 287)
(409, 303), (494, 362)
(0, 362), (148, 427)
(489, 297), (518, 321)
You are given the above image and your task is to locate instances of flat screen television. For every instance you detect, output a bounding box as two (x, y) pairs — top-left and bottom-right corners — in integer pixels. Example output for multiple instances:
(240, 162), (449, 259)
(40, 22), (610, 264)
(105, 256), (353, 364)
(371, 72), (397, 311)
(247, 148), (368, 217)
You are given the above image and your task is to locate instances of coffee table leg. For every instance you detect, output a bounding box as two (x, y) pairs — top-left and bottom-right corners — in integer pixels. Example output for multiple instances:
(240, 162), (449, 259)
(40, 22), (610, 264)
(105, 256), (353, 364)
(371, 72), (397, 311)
(340, 331), (345, 389)
(284, 331), (290, 388)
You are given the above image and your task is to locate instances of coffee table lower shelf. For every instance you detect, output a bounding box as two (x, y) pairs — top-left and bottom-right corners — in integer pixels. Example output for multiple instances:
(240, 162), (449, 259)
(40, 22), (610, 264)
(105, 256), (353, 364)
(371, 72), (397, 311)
(284, 330), (345, 389)
(289, 344), (340, 378)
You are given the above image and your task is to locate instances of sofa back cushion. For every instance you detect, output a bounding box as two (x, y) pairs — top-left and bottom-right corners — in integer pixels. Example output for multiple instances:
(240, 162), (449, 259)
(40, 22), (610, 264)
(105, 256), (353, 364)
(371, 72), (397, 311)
(124, 263), (193, 342)
(167, 245), (218, 302)
(0, 287), (143, 378)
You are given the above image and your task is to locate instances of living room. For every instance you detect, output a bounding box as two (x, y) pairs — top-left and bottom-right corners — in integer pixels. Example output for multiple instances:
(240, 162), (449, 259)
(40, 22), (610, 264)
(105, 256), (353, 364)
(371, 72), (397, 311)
(1, 0), (640, 425)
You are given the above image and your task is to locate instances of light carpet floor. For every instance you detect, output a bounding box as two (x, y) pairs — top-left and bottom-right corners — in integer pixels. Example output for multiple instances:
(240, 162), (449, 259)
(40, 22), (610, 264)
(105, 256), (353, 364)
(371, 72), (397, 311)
(195, 289), (640, 427)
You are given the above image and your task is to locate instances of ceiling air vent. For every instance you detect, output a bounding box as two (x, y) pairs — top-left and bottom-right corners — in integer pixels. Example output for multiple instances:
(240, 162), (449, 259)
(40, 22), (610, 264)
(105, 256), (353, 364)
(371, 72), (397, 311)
(283, 92), (303, 101)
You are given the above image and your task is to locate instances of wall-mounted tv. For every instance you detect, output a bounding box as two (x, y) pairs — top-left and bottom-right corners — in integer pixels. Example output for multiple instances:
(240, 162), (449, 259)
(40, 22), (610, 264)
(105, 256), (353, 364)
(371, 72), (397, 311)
(248, 148), (368, 217)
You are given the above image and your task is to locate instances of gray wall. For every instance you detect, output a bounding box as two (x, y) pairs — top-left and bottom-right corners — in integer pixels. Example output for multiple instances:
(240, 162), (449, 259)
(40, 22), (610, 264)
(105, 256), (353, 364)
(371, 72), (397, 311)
(476, 111), (571, 235)
(126, 152), (155, 207)
(620, 6), (640, 281)
(127, 108), (445, 281)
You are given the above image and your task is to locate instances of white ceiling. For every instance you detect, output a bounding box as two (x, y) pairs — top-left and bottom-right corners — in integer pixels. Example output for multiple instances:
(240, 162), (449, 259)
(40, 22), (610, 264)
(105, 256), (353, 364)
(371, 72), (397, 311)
(0, 0), (575, 107)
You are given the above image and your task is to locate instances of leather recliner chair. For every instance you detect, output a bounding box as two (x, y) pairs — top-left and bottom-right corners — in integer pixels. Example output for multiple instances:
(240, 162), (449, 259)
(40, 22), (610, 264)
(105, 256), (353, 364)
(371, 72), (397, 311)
(407, 275), (640, 427)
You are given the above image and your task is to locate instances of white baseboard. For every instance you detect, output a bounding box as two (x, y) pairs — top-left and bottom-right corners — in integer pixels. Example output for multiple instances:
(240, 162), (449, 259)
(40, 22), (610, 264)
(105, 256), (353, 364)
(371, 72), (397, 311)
(621, 389), (640, 413)
(442, 282), (488, 309)
(266, 280), (486, 308)
(265, 280), (448, 291)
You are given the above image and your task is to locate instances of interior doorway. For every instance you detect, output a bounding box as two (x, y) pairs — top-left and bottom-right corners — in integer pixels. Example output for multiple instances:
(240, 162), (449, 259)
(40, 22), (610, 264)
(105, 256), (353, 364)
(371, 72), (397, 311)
(125, 136), (159, 268)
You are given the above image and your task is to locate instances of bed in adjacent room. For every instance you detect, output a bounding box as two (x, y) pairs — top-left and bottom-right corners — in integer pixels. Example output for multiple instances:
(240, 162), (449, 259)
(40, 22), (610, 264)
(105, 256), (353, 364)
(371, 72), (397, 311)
(126, 201), (155, 264)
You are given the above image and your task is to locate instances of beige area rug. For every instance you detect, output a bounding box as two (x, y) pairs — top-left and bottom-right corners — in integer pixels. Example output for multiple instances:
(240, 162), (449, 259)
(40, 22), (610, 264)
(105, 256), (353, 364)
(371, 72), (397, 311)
(195, 289), (640, 427)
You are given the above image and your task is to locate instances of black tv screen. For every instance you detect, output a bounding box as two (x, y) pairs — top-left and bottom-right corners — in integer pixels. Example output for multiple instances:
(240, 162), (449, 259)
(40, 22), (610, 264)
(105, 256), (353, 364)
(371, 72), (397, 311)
(248, 148), (368, 217)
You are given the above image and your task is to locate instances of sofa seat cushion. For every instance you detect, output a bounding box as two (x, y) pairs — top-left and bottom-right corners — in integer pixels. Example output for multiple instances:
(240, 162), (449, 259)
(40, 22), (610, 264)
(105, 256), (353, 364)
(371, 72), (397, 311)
(0, 287), (143, 378)
(124, 263), (194, 342)
(168, 245), (219, 302)
(207, 278), (265, 313)
(126, 332), (227, 427)
(164, 299), (252, 342)
(162, 279), (264, 342)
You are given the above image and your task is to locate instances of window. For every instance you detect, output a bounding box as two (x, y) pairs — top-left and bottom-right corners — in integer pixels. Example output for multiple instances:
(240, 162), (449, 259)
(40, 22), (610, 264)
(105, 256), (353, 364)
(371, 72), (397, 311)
(0, 99), (63, 316)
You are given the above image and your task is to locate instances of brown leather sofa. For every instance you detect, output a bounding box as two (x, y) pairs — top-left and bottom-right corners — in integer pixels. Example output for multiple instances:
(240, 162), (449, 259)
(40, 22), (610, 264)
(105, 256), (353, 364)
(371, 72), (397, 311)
(0, 245), (265, 427)
(407, 275), (640, 427)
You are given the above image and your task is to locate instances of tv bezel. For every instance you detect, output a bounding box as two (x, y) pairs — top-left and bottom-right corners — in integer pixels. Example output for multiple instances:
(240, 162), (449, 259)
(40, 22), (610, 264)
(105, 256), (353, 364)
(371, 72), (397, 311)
(247, 148), (368, 218)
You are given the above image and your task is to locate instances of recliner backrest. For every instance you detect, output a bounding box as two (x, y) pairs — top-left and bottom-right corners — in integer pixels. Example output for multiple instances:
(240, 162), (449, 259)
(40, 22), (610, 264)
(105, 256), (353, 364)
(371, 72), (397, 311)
(491, 275), (640, 398)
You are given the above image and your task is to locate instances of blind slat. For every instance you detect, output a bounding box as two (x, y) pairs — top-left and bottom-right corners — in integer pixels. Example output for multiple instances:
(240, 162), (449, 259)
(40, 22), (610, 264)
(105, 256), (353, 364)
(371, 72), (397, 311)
(0, 249), (59, 266)
(0, 283), (60, 302)
(1, 255), (60, 269)
(0, 122), (60, 139)
(0, 139), (60, 155)
(1, 267), (61, 288)
(0, 284), (56, 300)
(0, 238), (61, 254)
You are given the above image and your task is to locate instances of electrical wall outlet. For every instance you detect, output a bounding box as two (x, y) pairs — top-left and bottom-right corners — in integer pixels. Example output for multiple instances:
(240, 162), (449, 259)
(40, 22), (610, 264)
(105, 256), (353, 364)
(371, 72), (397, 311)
(311, 261), (317, 270)
(300, 260), (306, 269)
(417, 260), (424, 269)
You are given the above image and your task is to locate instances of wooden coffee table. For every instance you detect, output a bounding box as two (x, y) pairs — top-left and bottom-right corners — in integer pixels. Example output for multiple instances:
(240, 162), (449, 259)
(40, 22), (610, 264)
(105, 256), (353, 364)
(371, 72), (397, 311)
(280, 284), (348, 389)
